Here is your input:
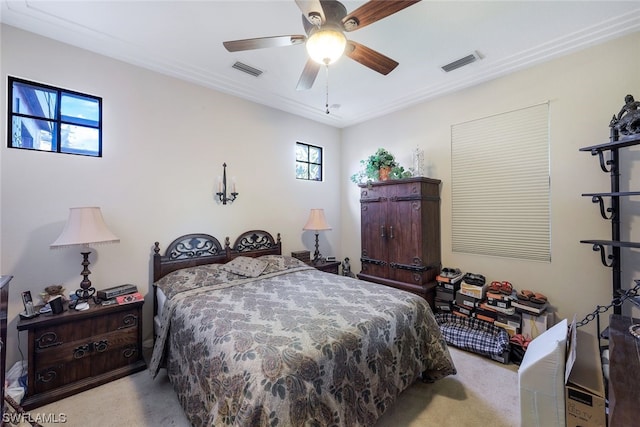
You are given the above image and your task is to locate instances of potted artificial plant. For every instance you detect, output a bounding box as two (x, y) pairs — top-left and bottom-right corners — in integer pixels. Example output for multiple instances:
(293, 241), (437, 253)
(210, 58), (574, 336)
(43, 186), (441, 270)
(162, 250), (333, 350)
(350, 148), (412, 184)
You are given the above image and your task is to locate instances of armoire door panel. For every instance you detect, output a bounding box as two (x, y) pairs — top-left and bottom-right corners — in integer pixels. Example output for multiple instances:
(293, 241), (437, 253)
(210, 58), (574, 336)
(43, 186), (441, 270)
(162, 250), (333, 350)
(360, 186), (389, 278)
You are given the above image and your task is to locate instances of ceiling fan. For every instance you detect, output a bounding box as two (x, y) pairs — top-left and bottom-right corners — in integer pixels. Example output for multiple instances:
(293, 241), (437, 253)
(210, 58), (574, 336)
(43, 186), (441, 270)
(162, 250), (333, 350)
(223, 0), (421, 91)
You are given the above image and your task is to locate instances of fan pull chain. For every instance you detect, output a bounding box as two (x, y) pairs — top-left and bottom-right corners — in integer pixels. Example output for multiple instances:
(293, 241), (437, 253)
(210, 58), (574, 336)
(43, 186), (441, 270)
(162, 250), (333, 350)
(325, 64), (330, 115)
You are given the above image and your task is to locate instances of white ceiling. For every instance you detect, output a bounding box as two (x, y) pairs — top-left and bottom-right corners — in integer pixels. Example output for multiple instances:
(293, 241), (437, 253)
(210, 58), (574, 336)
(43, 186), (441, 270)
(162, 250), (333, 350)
(2, 1), (640, 128)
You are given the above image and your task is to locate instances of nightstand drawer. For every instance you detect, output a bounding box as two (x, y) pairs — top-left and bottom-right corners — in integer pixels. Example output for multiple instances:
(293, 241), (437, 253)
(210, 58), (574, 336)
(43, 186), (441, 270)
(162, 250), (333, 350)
(33, 305), (139, 352)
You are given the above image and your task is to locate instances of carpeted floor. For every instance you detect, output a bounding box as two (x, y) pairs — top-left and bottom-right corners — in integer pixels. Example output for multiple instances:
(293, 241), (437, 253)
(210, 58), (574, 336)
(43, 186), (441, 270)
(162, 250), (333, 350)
(14, 347), (519, 426)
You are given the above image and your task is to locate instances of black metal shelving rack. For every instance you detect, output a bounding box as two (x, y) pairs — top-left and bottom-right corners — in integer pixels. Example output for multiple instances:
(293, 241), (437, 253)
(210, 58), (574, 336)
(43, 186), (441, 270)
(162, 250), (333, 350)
(580, 132), (640, 315)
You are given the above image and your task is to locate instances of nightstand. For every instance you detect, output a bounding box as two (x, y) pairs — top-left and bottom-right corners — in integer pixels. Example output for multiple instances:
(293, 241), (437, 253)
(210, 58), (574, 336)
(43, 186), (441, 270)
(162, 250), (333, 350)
(307, 260), (341, 275)
(17, 299), (146, 410)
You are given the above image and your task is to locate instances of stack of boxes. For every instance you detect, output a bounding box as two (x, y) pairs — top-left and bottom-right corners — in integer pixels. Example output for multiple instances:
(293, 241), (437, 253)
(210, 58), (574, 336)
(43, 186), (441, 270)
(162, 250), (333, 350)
(455, 275), (487, 318)
(434, 271), (463, 313)
(482, 289), (521, 337)
(434, 268), (554, 364)
(511, 296), (552, 340)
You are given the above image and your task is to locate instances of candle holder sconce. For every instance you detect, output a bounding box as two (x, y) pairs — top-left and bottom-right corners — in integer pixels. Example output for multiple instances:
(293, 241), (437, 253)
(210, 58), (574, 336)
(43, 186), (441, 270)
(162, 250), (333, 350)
(216, 163), (238, 205)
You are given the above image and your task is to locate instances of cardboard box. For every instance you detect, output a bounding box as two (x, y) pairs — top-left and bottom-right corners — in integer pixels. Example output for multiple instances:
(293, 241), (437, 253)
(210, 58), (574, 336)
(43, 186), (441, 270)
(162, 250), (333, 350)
(565, 319), (606, 427)
(475, 306), (498, 320)
(436, 274), (463, 285)
(452, 304), (473, 317)
(474, 313), (496, 323)
(434, 298), (452, 313)
(521, 311), (553, 339)
(435, 287), (455, 302)
(495, 320), (518, 337)
(496, 311), (522, 331)
(518, 319), (568, 427)
(459, 282), (487, 299)
(486, 291), (514, 308)
(455, 292), (479, 309)
(452, 309), (470, 318)
(437, 276), (462, 291)
(512, 299), (548, 315)
(479, 302), (516, 316)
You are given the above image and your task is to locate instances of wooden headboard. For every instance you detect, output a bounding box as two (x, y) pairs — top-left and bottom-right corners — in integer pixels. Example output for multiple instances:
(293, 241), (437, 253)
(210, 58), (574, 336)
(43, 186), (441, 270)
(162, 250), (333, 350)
(152, 229), (282, 283)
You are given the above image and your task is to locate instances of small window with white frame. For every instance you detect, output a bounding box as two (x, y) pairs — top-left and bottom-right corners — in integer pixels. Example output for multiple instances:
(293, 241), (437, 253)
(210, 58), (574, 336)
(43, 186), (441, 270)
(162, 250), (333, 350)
(296, 142), (323, 181)
(8, 76), (102, 157)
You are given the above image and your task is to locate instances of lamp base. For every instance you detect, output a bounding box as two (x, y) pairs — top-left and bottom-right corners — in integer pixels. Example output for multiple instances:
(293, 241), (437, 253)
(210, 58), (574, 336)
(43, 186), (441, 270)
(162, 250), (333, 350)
(73, 251), (98, 307)
(74, 287), (96, 303)
(312, 232), (325, 264)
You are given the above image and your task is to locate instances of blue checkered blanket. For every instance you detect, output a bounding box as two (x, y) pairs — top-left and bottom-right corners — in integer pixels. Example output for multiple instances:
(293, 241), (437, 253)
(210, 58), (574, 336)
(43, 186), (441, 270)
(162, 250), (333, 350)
(435, 313), (510, 357)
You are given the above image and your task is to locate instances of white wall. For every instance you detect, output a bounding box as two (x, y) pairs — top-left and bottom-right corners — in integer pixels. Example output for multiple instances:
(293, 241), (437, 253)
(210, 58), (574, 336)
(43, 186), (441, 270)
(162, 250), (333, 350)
(341, 31), (640, 337)
(0, 25), (342, 367)
(3, 22), (639, 372)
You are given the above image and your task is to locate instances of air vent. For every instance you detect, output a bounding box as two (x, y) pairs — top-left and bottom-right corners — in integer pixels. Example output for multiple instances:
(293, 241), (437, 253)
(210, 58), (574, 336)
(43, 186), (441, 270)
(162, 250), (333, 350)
(441, 51), (481, 73)
(232, 61), (263, 77)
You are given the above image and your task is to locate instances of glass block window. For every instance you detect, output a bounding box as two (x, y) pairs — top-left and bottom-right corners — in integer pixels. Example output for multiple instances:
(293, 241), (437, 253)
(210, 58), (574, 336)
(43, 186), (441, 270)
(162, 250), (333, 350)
(8, 76), (102, 157)
(296, 142), (323, 181)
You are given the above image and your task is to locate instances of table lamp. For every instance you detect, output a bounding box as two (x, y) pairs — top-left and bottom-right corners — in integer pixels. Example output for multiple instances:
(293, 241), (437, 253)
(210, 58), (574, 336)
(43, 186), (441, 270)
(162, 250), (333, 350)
(303, 208), (331, 264)
(50, 207), (119, 306)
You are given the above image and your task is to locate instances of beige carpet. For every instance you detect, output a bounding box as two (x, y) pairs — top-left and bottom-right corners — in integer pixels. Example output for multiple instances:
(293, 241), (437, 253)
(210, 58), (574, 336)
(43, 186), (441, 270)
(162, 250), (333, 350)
(17, 347), (519, 426)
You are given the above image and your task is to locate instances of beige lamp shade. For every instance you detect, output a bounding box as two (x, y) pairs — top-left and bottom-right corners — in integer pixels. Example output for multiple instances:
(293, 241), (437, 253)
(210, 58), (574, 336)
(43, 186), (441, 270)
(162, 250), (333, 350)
(51, 207), (119, 248)
(303, 209), (332, 231)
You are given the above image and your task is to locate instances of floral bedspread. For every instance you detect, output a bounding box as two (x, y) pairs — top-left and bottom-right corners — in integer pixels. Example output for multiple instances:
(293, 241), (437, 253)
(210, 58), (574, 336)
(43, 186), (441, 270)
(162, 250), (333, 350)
(150, 255), (456, 427)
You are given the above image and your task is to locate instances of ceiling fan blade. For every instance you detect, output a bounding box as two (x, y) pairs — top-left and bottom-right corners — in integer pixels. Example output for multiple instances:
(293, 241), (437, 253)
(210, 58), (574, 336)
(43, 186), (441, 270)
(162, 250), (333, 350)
(223, 35), (305, 52)
(295, 0), (325, 26)
(345, 41), (398, 75)
(296, 59), (321, 91)
(342, 0), (421, 32)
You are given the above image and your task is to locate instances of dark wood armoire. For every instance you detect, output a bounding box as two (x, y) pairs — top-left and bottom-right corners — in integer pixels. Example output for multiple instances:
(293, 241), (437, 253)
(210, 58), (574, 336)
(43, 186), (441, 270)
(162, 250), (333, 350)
(357, 177), (442, 307)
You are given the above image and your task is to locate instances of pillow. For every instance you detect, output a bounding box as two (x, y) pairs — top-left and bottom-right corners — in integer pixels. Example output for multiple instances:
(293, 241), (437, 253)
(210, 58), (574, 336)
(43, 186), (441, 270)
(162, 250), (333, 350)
(260, 255), (288, 274)
(221, 256), (268, 278)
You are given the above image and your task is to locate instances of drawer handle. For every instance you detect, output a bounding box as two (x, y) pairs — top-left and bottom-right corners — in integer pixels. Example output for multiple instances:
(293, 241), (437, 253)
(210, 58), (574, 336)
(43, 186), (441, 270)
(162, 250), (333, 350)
(36, 331), (62, 349)
(94, 339), (108, 353)
(36, 368), (57, 384)
(73, 339), (109, 358)
(123, 345), (138, 359)
(73, 344), (90, 359)
(118, 313), (138, 330)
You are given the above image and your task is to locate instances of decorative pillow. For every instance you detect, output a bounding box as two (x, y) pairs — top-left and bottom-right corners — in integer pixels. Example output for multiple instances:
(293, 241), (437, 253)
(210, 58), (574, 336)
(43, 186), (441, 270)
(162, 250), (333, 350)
(221, 256), (268, 278)
(260, 255), (287, 274)
(282, 255), (310, 268)
(259, 255), (311, 274)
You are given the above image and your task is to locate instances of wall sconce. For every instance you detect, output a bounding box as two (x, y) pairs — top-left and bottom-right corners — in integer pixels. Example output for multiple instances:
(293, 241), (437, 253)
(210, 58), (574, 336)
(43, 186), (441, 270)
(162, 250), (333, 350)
(216, 163), (238, 205)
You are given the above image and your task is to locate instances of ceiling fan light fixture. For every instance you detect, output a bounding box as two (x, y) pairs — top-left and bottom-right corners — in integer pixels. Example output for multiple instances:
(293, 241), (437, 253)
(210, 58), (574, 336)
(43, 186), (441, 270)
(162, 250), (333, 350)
(306, 27), (347, 65)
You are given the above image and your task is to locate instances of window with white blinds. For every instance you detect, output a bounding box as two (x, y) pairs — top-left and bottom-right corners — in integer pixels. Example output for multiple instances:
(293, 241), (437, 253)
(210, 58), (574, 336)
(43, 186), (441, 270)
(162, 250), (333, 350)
(451, 102), (550, 262)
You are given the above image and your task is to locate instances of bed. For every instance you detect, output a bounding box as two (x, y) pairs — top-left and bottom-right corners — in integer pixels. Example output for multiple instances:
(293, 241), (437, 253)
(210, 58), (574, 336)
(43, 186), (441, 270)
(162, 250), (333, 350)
(149, 230), (456, 426)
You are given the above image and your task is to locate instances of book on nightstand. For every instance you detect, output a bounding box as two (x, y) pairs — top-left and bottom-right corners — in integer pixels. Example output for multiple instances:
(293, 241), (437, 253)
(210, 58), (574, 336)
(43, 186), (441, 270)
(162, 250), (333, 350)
(116, 292), (143, 305)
